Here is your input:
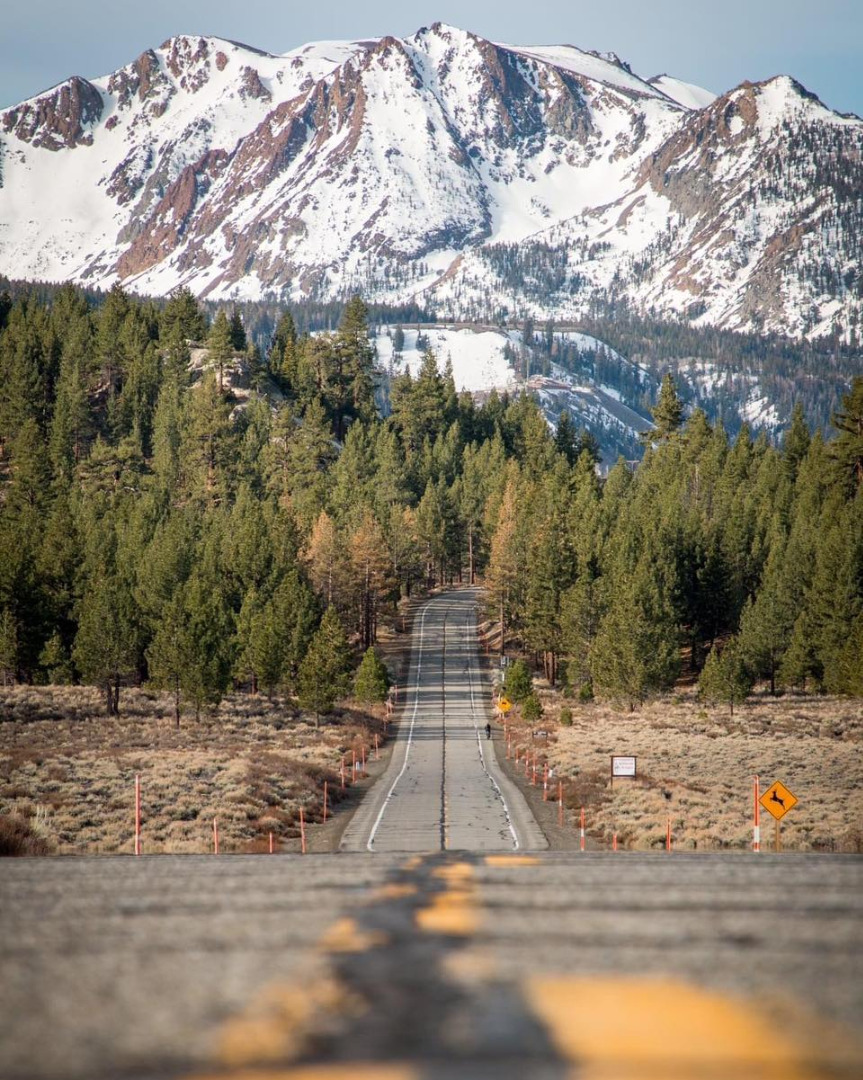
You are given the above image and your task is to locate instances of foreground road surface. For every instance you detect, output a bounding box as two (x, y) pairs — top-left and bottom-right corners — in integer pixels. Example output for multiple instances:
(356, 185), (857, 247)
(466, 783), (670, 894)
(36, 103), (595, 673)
(341, 589), (545, 852)
(1, 852), (862, 1079)
(2, 591), (862, 1078)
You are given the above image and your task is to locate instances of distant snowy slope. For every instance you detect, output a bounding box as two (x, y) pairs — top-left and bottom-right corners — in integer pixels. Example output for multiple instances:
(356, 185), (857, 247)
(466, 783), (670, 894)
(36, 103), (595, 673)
(648, 74), (717, 110)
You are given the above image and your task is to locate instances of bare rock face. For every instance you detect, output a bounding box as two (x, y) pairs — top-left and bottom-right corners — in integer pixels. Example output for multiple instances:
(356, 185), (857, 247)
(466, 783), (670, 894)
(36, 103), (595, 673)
(239, 66), (270, 101)
(2, 76), (103, 150)
(115, 148), (229, 277)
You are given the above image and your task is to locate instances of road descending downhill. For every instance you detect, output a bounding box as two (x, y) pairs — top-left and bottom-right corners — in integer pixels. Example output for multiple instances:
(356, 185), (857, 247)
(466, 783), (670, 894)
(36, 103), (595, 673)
(2, 589), (863, 1080)
(341, 590), (546, 853)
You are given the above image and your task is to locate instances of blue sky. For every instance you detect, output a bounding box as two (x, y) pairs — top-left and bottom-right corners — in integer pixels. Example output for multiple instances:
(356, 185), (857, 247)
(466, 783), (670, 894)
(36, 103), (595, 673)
(3, 0), (862, 115)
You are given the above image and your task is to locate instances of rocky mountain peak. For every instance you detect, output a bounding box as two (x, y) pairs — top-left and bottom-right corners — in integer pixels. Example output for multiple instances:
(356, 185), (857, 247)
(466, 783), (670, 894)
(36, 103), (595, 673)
(2, 75), (104, 150)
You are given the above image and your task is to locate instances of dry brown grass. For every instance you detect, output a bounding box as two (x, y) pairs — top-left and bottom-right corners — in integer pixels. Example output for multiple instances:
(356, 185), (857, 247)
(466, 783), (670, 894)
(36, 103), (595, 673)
(0, 685), (386, 855)
(504, 689), (863, 852)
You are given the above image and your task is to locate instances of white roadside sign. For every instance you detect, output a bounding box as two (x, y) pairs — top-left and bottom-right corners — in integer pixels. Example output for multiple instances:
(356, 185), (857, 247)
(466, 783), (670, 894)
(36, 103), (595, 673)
(611, 755), (637, 778)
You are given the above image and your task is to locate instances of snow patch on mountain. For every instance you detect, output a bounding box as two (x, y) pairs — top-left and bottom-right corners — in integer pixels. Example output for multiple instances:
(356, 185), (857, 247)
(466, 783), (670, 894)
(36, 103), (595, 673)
(375, 326), (518, 392)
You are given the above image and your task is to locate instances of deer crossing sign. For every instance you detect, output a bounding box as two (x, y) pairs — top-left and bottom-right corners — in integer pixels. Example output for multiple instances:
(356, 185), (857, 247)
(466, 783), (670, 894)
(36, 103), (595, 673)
(759, 780), (798, 821)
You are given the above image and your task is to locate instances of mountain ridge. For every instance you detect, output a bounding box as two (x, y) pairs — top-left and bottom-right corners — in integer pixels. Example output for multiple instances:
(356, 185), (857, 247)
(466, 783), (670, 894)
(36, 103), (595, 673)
(1, 23), (861, 344)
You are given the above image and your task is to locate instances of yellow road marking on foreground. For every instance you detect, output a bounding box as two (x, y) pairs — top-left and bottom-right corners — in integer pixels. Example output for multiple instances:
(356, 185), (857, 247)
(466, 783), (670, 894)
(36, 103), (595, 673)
(484, 855), (540, 867)
(217, 978), (365, 1067)
(526, 976), (841, 1080)
(415, 861), (479, 936)
(318, 918), (389, 953)
(190, 1065), (417, 1080)
(368, 883), (418, 901)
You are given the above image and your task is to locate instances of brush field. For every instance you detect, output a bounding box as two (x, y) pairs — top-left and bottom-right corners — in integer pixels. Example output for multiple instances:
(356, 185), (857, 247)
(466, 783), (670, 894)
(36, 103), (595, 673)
(0, 686), (385, 855)
(503, 689), (863, 852)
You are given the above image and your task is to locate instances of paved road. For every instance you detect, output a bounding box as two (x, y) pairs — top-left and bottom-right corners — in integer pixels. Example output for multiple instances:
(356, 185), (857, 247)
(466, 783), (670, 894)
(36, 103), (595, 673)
(341, 590), (545, 853)
(2, 590), (862, 1079)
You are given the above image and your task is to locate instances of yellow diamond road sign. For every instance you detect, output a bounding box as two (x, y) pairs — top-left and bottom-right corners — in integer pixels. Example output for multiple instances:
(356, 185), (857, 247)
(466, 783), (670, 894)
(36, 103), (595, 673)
(498, 697), (512, 713)
(760, 780), (798, 821)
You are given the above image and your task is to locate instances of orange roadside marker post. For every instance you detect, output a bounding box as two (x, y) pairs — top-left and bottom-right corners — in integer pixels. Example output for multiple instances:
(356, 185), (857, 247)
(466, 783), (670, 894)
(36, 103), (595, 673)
(340, 756), (346, 790)
(558, 781), (563, 826)
(323, 781), (329, 823)
(269, 831), (274, 854)
(666, 817), (672, 852)
(300, 807), (307, 854)
(134, 773), (141, 856)
(213, 817), (219, 855)
(543, 763), (549, 801)
(753, 775), (761, 852)
(361, 746), (366, 777)
(580, 806), (586, 852)
(613, 832), (618, 852)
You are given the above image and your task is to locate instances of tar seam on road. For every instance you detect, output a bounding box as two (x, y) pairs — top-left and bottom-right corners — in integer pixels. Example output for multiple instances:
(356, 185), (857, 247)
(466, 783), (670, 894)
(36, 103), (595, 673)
(440, 611), (448, 852)
(464, 608), (519, 850)
(365, 602), (431, 851)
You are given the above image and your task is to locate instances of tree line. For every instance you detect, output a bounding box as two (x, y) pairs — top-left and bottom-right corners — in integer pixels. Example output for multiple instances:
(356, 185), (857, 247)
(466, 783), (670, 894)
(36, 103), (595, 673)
(0, 283), (861, 720)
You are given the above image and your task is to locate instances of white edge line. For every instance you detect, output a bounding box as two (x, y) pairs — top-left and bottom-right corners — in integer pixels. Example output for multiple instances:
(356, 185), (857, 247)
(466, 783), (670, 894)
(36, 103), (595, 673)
(366, 601), (431, 851)
(465, 610), (520, 850)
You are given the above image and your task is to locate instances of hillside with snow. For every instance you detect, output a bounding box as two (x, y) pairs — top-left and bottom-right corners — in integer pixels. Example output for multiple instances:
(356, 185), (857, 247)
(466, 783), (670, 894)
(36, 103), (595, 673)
(1, 23), (862, 343)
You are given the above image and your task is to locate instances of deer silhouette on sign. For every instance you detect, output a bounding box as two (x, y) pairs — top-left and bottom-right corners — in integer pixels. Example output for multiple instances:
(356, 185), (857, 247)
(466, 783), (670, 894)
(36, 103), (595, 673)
(770, 789), (786, 811)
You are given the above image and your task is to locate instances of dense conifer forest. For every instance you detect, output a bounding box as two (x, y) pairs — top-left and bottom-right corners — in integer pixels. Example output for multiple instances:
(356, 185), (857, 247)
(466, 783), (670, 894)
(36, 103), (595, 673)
(0, 283), (861, 720)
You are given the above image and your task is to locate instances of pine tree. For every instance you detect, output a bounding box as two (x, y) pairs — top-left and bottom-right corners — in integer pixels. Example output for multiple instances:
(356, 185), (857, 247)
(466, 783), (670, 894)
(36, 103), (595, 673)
(39, 629), (73, 684)
(270, 311), (298, 389)
(73, 574), (139, 714)
(304, 511), (348, 609)
(297, 607), (352, 725)
(699, 637), (753, 715)
(354, 647), (390, 703)
(554, 410), (579, 465)
(229, 311), (247, 352)
(485, 469), (521, 652)
(180, 371), (234, 503)
(147, 591), (193, 725)
(207, 311), (234, 392)
(737, 540), (797, 695)
(645, 373), (684, 442)
(49, 323), (92, 481)
(504, 659), (533, 703)
(829, 375), (863, 492)
(0, 608), (18, 685)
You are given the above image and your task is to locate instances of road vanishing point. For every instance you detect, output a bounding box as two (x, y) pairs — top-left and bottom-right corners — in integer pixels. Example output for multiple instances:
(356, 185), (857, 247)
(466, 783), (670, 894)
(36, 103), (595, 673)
(2, 588), (862, 1079)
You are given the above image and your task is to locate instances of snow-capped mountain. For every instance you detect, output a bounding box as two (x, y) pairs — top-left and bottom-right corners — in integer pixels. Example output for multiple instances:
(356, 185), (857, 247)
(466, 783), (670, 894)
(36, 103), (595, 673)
(1, 23), (861, 342)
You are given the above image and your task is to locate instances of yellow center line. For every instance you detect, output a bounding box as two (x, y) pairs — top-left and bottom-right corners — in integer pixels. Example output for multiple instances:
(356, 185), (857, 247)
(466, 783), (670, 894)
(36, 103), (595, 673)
(484, 855), (540, 867)
(525, 976), (850, 1080)
(189, 1066), (417, 1080)
(318, 918), (389, 953)
(415, 860), (479, 936)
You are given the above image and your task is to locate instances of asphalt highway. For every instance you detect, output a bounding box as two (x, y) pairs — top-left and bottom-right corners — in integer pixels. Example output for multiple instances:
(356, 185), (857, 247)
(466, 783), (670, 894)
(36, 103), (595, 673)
(341, 590), (545, 853)
(1, 590), (862, 1080)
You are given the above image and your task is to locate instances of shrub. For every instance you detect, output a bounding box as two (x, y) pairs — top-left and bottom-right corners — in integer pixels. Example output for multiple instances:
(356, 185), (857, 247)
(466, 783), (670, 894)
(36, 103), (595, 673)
(559, 706), (573, 726)
(0, 813), (53, 856)
(522, 694), (543, 721)
(578, 682), (594, 703)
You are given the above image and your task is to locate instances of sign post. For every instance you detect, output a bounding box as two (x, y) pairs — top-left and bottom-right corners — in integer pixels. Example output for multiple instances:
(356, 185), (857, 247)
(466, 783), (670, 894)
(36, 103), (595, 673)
(610, 756), (637, 790)
(759, 780), (798, 852)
